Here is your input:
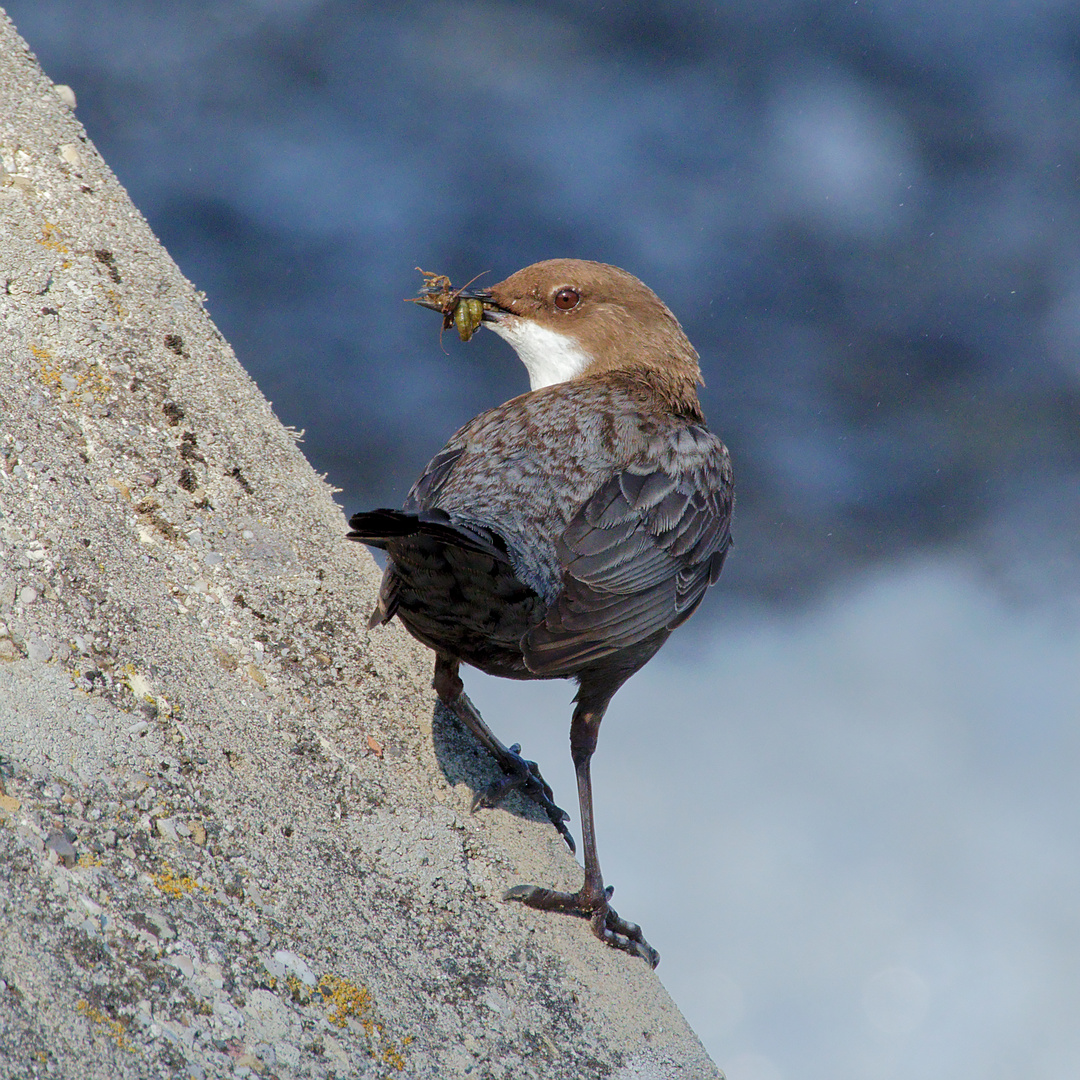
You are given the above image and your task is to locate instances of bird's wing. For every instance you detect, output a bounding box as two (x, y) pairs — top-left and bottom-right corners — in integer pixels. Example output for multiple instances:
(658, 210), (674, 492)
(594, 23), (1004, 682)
(522, 448), (733, 676)
(406, 444), (467, 510)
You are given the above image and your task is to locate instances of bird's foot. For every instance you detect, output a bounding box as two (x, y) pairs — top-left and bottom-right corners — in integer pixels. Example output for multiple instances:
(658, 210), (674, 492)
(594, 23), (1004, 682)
(503, 882), (659, 968)
(471, 743), (576, 853)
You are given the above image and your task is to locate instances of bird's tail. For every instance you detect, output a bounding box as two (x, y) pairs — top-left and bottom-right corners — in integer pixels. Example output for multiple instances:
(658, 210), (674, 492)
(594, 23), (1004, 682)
(347, 508), (507, 560)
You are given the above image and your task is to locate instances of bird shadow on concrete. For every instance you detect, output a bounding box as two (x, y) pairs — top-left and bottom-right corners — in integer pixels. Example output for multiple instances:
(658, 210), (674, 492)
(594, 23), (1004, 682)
(429, 700), (575, 840)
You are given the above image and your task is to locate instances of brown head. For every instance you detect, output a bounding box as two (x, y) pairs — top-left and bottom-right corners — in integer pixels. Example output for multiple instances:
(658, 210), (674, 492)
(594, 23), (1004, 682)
(465, 259), (705, 418)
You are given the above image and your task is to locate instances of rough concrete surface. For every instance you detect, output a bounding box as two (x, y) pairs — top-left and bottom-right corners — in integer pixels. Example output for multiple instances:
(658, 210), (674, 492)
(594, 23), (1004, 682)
(0, 11), (721, 1079)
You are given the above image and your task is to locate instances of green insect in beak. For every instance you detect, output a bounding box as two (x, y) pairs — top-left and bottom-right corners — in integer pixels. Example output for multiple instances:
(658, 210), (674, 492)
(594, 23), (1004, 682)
(454, 297), (485, 342)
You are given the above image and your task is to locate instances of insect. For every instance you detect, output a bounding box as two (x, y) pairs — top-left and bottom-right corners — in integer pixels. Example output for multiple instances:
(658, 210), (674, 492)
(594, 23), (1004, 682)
(454, 297), (485, 341)
(410, 269), (489, 342)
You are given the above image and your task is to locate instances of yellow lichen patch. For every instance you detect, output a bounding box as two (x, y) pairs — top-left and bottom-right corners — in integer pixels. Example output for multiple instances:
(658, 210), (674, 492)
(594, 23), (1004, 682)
(151, 864), (210, 899)
(75, 1000), (136, 1053)
(35, 349), (111, 407)
(37, 221), (70, 255)
(317, 973), (373, 1028)
(383, 1037), (413, 1071)
(315, 975), (411, 1071)
(77, 852), (104, 869)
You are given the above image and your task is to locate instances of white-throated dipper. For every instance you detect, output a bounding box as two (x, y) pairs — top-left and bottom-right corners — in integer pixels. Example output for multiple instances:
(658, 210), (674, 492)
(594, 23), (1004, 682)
(348, 259), (733, 966)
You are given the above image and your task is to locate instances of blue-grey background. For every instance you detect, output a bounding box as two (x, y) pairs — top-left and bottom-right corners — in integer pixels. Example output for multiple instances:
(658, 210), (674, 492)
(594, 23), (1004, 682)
(8, 2), (1079, 1077)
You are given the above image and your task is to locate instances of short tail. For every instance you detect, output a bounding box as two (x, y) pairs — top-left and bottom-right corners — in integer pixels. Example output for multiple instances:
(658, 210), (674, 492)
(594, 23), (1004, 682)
(347, 508), (418, 550)
(347, 508), (507, 560)
(348, 508), (512, 630)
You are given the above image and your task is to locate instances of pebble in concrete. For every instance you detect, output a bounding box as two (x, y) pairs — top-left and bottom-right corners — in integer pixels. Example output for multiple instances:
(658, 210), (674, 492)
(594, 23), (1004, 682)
(26, 635), (52, 663)
(267, 949), (316, 987)
(44, 829), (76, 867)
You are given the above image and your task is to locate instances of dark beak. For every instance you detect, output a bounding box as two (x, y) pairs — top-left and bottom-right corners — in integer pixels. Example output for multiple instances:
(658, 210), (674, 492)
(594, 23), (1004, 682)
(456, 285), (494, 302)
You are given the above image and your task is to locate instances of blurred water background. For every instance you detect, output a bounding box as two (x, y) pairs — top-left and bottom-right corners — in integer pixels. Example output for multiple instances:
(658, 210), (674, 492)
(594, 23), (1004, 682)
(7, 2), (1079, 1076)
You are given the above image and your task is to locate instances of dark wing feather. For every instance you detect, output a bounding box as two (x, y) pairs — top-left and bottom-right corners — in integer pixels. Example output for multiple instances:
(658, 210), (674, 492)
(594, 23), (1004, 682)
(523, 446), (733, 677)
(406, 444), (466, 510)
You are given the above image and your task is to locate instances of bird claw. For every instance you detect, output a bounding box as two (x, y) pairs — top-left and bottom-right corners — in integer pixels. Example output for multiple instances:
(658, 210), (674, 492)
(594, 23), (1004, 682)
(503, 883), (659, 968)
(470, 744), (576, 853)
(597, 905), (660, 969)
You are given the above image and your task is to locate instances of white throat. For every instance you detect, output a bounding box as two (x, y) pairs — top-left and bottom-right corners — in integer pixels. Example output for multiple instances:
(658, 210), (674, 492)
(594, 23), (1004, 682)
(488, 318), (592, 390)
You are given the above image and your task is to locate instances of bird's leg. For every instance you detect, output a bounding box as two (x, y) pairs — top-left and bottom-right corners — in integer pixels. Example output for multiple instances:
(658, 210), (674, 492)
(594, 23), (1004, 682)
(504, 701), (660, 968)
(433, 655), (575, 851)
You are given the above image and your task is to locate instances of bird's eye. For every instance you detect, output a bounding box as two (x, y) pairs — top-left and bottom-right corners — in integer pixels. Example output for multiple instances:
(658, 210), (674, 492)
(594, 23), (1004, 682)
(553, 287), (581, 311)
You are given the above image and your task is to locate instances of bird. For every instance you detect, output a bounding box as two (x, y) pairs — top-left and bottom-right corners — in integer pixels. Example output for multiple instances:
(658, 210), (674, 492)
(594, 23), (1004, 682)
(348, 259), (733, 966)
